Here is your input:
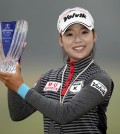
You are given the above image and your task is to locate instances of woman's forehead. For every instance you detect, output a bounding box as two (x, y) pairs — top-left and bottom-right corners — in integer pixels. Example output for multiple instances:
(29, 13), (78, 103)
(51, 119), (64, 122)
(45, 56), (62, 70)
(66, 24), (88, 31)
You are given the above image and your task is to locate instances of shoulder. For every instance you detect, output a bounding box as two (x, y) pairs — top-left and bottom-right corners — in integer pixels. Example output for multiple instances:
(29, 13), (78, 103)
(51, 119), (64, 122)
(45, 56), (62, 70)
(86, 63), (114, 96)
(86, 63), (113, 80)
(36, 66), (65, 83)
(43, 66), (64, 78)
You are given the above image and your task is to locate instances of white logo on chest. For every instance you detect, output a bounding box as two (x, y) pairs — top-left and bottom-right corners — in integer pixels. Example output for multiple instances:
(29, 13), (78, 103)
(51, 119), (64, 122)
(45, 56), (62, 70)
(70, 81), (84, 93)
(44, 81), (61, 92)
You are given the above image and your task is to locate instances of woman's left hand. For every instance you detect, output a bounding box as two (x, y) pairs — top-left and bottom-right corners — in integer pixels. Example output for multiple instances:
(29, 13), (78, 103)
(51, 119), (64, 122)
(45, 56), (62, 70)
(0, 62), (24, 92)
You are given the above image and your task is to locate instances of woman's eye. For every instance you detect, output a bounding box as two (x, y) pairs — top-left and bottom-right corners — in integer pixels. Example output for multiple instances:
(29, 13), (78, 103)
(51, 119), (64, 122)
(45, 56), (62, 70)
(82, 30), (89, 34)
(66, 33), (73, 36)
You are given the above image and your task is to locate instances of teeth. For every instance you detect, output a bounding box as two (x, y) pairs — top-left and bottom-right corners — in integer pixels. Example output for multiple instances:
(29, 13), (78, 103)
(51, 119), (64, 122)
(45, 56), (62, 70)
(74, 46), (84, 50)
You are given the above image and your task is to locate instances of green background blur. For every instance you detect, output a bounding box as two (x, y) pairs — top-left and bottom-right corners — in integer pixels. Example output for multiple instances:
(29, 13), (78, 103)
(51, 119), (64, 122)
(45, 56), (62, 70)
(0, 0), (120, 134)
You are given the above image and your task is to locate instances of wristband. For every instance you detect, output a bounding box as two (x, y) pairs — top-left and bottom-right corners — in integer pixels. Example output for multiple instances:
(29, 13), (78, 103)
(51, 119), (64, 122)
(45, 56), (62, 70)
(17, 83), (30, 99)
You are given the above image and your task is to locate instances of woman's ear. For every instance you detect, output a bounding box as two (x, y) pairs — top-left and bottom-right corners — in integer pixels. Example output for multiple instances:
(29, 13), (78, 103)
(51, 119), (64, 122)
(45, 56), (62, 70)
(58, 34), (63, 47)
(93, 30), (97, 42)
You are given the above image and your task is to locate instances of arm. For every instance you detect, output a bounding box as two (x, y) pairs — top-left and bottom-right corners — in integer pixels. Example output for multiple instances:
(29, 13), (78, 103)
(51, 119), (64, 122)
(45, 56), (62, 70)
(8, 90), (36, 121)
(8, 76), (44, 121)
(0, 64), (113, 124)
(0, 63), (42, 121)
(24, 72), (113, 124)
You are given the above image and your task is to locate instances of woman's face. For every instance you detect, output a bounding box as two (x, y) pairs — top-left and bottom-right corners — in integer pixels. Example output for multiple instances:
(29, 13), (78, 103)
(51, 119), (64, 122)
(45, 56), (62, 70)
(59, 24), (97, 62)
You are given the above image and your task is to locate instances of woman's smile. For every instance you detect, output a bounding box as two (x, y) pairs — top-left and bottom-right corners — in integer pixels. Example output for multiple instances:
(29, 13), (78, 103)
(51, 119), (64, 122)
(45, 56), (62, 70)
(59, 23), (97, 62)
(73, 45), (86, 52)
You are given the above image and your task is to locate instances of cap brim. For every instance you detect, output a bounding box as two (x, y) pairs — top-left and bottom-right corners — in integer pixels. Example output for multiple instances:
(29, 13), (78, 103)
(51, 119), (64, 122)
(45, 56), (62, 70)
(61, 21), (93, 35)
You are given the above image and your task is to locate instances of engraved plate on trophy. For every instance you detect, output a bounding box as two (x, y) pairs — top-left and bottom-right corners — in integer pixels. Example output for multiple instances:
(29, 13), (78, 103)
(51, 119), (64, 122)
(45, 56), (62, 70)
(0, 20), (28, 73)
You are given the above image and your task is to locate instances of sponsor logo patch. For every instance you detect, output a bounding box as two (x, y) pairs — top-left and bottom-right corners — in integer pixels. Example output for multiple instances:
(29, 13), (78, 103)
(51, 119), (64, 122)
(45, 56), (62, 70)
(63, 13), (86, 22)
(90, 80), (107, 96)
(43, 81), (61, 92)
(70, 81), (84, 94)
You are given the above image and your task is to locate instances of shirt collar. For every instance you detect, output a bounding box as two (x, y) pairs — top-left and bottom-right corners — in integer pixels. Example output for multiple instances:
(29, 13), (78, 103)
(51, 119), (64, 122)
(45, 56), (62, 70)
(67, 55), (93, 73)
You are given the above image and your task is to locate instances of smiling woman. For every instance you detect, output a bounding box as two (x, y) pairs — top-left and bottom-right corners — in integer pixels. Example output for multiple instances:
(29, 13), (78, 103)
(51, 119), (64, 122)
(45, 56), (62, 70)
(59, 24), (96, 62)
(0, 7), (114, 134)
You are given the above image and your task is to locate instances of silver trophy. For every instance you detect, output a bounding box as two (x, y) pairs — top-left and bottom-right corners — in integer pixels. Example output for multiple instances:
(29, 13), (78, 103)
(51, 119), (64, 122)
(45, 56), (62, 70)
(0, 20), (28, 73)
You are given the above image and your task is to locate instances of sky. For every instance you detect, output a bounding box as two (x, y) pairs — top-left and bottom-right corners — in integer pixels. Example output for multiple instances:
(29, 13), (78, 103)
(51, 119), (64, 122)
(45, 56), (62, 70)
(0, 0), (120, 134)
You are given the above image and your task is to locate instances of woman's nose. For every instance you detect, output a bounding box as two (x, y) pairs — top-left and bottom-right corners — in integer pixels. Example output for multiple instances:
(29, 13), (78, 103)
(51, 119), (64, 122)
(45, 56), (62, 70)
(74, 35), (83, 43)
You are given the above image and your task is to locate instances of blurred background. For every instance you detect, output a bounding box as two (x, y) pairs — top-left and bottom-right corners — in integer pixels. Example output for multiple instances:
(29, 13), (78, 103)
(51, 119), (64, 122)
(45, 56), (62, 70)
(0, 0), (120, 133)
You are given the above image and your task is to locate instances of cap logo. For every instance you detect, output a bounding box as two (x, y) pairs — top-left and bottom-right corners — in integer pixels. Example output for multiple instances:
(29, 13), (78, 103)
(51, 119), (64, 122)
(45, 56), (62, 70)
(63, 13), (86, 22)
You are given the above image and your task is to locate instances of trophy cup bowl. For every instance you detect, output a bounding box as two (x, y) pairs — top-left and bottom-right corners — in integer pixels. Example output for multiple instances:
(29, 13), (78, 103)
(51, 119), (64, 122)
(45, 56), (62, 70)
(0, 20), (28, 73)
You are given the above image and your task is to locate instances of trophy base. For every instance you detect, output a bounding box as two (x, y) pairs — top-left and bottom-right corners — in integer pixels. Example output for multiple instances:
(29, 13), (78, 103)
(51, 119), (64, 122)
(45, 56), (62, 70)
(0, 60), (16, 73)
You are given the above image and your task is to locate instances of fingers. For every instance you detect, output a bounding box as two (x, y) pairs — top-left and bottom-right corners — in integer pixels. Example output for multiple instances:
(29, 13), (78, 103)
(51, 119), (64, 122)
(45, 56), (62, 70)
(0, 62), (23, 91)
(0, 78), (6, 83)
(0, 76), (12, 89)
(0, 71), (12, 78)
(0, 72), (11, 83)
(0, 76), (11, 88)
(16, 62), (21, 74)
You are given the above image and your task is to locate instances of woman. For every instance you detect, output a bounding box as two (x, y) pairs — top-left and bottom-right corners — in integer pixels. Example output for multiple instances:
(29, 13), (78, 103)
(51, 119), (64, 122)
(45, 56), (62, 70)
(0, 7), (114, 134)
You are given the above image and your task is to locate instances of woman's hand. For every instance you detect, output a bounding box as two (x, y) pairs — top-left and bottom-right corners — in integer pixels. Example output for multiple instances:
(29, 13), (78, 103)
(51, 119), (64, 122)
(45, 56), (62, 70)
(0, 62), (24, 92)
